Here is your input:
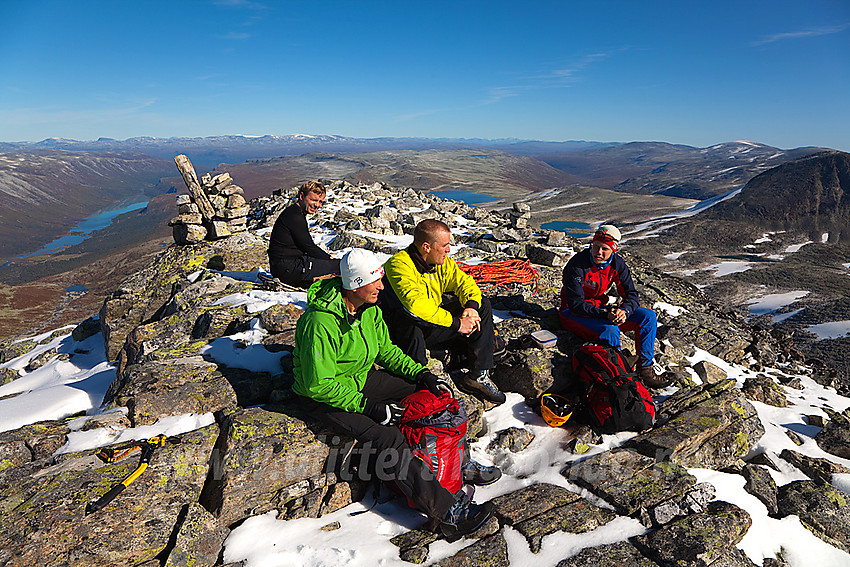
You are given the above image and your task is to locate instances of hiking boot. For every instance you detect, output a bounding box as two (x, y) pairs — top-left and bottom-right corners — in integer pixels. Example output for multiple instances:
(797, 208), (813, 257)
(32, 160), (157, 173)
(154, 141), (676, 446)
(638, 360), (672, 389)
(258, 272), (286, 291)
(456, 369), (506, 404)
(462, 460), (502, 486)
(440, 491), (494, 542)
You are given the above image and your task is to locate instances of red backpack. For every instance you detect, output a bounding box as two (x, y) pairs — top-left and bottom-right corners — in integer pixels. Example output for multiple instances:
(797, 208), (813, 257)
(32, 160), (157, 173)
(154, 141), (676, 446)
(398, 390), (467, 497)
(572, 343), (656, 434)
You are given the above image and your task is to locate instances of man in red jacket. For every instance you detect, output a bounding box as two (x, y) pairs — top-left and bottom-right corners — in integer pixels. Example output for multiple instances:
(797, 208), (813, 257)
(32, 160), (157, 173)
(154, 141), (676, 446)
(559, 225), (671, 388)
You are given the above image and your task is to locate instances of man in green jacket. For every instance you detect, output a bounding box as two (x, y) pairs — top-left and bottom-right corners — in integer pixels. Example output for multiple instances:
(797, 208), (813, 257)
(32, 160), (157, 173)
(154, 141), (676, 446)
(293, 248), (495, 539)
(381, 219), (506, 404)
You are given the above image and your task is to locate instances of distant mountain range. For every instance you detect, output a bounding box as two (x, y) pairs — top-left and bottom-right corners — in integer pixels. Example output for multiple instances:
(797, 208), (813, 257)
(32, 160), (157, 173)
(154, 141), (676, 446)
(2, 135), (830, 199)
(0, 135), (615, 172)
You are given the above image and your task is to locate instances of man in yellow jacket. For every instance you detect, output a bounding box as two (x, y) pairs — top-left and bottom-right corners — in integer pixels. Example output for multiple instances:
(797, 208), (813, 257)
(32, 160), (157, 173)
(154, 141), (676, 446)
(381, 219), (506, 404)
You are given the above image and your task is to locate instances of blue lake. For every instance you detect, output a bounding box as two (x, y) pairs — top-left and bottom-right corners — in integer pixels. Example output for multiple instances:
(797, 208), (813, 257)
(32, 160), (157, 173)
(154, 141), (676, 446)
(17, 200), (150, 259)
(421, 189), (498, 205)
(541, 220), (594, 238)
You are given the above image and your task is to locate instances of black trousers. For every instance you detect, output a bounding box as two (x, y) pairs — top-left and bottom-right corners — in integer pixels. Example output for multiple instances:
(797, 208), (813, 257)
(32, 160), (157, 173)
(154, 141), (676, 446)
(384, 295), (495, 372)
(270, 255), (341, 288)
(302, 369), (458, 520)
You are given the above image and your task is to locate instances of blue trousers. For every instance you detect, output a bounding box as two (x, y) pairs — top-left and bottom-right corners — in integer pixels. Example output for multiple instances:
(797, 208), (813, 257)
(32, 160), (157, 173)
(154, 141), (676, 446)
(560, 307), (658, 367)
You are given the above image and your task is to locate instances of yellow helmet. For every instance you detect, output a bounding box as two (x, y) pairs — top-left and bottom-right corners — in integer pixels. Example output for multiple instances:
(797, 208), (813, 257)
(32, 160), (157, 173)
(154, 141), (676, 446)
(541, 393), (574, 427)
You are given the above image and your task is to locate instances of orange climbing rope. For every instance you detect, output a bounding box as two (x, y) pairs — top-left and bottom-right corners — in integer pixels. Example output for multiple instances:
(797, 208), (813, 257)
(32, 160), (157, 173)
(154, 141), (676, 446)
(457, 259), (540, 294)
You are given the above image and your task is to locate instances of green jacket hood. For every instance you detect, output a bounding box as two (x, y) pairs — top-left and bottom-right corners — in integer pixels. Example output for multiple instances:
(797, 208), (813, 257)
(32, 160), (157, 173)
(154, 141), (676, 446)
(307, 277), (346, 318)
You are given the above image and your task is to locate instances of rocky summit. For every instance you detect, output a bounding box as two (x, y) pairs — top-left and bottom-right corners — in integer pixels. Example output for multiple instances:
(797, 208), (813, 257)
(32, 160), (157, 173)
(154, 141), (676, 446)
(1, 177), (849, 566)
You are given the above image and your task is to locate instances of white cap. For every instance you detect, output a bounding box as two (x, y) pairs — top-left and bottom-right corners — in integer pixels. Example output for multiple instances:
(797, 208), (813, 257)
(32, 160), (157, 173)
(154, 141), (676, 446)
(595, 224), (621, 242)
(341, 249), (385, 290)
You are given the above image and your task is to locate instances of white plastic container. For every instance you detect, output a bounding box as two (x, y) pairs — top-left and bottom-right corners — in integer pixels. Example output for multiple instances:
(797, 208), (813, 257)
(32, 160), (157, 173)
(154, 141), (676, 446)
(531, 330), (557, 348)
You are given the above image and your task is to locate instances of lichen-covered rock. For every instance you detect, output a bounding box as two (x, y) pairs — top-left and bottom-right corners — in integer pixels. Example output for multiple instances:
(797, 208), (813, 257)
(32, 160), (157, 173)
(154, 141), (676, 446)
(191, 304), (253, 340)
(488, 426), (534, 453)
(0, 424), (217, 567)
(633, 501), (753, 567)
(692, 359), (728, 384)
(204, 406), (331, 526)
(162, 275), (252, 318)
(436, 531), (509, 567)
(0, 419), (70, 472)
(643, 482), (716, 526)
(25, 347), (59, 371)
(80, 409), (131, 432)
(0, 435), (31, 473)
(562, 448), (696, 517)
(0, 336), (37, 364)
(526, 244), (572, 267)
(514, 497), (618, 553)
(557, 540), (657, 567)
(779, 449), (850, 486)
(105, 357), (237, 426)
(627, 380), (764, 469)
(457, 390), (485, 438)
(99, 233), (268, 361)
(777, 480), (850, 553)
(71, 316), (101, 342)
(492, 483), (582, 525)
(742, 464), (779, 516)
(218, 365), (284, 407)
(390, 524), (440, 558)
(815, 407), (850, 459)
(163, 502), (230, 567)
(492, 347), (572, 402)
(492, 312), (548, 341)
(118, 314), (200, 373)
(258, 303), (304, 334)
(0, 367), (19, 386)
(742, 374), (788, 407)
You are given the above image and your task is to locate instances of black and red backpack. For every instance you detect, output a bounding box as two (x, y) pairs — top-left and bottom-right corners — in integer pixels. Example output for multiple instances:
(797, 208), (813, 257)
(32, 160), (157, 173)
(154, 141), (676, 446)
(572, 343), (656, 434)
(398, 390), (467, 499)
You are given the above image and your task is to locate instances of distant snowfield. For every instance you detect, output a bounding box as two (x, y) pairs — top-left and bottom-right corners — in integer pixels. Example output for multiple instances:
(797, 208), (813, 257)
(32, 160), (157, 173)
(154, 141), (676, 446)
(707, 260), (753, 277)
(746, 291), (809, 315)
(805, 320), (850, 340)
(626, 186), (744, 239)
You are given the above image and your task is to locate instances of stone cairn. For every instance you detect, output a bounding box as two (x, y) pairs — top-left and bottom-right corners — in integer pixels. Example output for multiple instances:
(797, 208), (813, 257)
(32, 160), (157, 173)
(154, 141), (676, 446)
(169, 154), (250, 244)
(509, 201), (532, 229)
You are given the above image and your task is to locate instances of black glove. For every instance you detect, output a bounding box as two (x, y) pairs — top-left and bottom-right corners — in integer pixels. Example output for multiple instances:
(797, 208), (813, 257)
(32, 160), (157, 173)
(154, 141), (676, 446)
(417, 371), (452, 396)
(364, 399), (405, 426)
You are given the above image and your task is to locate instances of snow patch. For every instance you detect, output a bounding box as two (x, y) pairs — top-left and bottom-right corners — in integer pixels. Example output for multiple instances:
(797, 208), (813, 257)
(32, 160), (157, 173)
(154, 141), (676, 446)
(805, 320), (850, 340)
(707, 261), (753, 277)
(745, 291), (809, 315)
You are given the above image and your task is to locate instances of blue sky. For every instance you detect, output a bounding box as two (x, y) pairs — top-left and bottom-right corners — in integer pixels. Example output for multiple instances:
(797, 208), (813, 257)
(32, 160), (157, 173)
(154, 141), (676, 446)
(1, 0), (848, 150)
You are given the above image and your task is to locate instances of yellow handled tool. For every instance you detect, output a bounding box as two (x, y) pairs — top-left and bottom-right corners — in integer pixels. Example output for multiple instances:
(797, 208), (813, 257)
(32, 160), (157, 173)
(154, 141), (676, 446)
(85, 434), (167, 515)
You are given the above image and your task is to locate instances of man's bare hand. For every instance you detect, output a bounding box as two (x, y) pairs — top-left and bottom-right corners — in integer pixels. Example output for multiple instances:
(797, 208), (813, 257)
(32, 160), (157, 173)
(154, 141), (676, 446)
(461, 308), (480, 323)
(459, 309), (481, 335)
(608, 308), (627, 325)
